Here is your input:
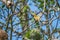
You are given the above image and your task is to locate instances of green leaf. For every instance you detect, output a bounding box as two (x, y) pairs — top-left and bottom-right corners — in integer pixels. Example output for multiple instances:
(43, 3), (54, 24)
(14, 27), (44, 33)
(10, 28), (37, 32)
(23, 5), (29, 12)
(37, 0), (43, 2)
(25, 30), (31, 38)
(39, 3), (44, 8)
(50, 1), (55, 5)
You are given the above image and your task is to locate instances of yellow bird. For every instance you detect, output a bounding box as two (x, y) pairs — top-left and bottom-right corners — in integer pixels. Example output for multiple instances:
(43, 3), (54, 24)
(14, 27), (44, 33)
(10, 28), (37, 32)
(33, 12), (43, 21)
(33, 14), (40, 21)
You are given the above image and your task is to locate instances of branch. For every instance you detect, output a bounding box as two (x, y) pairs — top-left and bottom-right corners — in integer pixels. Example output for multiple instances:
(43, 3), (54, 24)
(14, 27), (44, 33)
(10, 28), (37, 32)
(56, 0), (60, 8)
(13, 27), (28, 36)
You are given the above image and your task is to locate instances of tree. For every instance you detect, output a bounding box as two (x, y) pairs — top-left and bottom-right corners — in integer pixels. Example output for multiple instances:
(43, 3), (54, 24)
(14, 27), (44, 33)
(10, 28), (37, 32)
(0, 0), (60, 40)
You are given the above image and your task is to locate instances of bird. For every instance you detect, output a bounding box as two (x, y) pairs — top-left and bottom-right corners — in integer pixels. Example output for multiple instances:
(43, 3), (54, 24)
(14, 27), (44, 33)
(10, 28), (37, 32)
(33, 14), (40, 21)
(0, 28), (8, 40)
(33, 12), (43, 21)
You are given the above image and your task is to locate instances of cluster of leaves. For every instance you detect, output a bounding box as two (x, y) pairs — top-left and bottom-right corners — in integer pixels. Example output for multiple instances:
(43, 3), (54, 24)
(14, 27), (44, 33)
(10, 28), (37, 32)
(24, 28), (43, 40)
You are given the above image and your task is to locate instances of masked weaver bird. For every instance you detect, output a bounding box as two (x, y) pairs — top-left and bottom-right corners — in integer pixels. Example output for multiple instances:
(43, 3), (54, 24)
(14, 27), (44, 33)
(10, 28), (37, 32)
(33, 12), (43, 21)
